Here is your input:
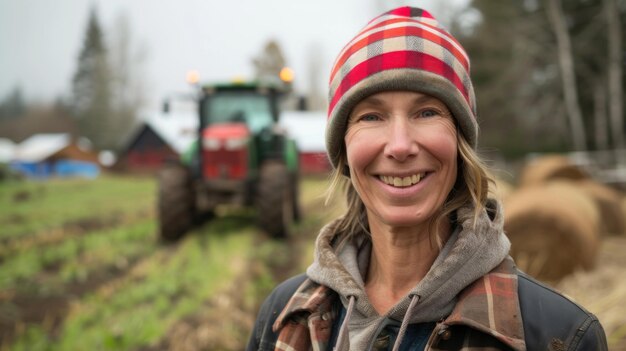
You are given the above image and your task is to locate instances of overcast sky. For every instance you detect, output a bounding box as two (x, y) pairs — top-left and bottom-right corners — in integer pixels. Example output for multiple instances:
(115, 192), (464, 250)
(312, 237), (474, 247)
(0, 0), (471, 109)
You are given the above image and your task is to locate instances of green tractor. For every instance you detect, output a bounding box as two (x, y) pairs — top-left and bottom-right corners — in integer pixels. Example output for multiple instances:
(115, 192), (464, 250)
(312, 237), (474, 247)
(157, 81), (301, 241)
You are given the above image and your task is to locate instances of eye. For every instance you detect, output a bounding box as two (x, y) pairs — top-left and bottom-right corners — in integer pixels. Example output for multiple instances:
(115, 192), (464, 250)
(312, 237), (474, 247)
(358, 114), (381, 122)
(419, 109), (440, 118)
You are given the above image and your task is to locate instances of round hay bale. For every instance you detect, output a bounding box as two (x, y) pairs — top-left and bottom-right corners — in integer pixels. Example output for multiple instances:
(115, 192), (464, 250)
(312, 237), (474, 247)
(576, 180), (626, 236)
(504, 182), (600, 282)
(519, 155), (590, 187)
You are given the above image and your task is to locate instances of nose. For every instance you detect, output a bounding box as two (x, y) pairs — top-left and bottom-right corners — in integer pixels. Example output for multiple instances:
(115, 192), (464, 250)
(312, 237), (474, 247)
(383, 118), (418, 162)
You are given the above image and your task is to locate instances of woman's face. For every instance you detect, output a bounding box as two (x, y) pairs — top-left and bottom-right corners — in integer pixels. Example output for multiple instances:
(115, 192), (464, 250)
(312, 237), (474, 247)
(345, 91), (458, 229)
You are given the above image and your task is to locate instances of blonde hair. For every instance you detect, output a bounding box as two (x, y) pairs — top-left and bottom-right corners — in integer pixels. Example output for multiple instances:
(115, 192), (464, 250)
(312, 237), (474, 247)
(325, 131), (493, 249)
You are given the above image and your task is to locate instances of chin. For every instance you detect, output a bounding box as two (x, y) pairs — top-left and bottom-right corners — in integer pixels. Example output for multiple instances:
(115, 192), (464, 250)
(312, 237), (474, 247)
(375, 209), (433, 229)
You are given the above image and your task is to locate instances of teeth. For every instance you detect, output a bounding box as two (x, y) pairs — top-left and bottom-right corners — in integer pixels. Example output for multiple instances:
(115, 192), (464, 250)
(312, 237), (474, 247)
(379, 173), (425, 187)
(394, 177), (402, 187)
(402, 177), (411, 186)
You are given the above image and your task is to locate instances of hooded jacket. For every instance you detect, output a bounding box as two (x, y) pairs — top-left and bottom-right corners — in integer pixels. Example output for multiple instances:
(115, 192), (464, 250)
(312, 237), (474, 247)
(247, 200), (608, 350)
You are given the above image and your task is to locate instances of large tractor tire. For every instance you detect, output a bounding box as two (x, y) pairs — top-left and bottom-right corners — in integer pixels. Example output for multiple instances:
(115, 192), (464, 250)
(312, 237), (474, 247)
(257, 162), (294, 238)
(158, 164), (195, 242)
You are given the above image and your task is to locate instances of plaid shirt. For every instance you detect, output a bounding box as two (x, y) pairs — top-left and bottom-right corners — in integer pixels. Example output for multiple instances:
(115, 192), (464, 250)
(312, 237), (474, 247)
(271, 257), (525, 351)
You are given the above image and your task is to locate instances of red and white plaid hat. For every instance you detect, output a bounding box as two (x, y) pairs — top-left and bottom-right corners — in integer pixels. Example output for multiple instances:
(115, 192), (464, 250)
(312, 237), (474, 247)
(325, 6), (478, 169)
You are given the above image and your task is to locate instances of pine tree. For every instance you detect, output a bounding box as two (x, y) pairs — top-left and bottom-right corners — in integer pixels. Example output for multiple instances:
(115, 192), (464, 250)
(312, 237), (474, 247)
(72, 7), (113, 149)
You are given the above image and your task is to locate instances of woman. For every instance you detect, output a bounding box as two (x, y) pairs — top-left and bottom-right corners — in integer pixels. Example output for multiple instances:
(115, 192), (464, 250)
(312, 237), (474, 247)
(248, 7), (607, 351)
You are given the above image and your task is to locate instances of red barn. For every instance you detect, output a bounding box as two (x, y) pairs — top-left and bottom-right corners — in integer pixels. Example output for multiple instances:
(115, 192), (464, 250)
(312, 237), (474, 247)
(117, 111), (197, 173)
(280, 111), (330, 175)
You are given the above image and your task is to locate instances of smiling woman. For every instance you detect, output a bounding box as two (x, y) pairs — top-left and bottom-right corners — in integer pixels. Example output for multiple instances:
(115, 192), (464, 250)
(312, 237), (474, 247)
(247, 6), (608, 351)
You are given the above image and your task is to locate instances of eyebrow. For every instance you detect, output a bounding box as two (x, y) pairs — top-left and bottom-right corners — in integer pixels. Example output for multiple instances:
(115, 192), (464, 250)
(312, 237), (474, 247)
(358, 93), (442, 107)
(358, 96), (385, 106)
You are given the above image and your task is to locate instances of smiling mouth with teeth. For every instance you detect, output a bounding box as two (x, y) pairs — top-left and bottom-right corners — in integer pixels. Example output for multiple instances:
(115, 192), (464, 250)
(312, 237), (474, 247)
(379, 173), (425, 187)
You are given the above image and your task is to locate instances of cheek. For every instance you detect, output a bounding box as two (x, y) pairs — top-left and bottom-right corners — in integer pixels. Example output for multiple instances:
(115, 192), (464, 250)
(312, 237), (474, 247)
(345, 129), (379, 200)
(426, 125), (458, 178)
(434, 137), (458, 164)
(344, 128), (374, 169)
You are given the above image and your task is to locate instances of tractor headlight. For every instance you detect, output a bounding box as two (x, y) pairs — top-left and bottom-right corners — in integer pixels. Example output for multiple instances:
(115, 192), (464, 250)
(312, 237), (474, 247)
(224, 137), (249, 150)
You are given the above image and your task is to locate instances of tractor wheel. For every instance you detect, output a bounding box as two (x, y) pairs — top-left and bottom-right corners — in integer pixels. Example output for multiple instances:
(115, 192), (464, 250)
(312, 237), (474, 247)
(158, 164), (195, 242)
(257, 162), (293, 238)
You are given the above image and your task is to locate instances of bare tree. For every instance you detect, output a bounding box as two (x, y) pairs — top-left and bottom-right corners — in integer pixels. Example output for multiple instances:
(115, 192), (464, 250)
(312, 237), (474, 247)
(252, 40), (287, 85)
(545, 0), (587, 150)
(109, 13), (148, 149)
(605, 0), (624, 149)
(306, 43), (326, 111)
(593, 78), (609, 150)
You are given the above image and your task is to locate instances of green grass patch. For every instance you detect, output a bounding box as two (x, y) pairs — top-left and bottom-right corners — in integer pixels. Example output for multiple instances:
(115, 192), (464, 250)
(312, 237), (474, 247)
(12, 224), (256, 350)
(0, 220), (157, 293)
(0, 175), (155, 241)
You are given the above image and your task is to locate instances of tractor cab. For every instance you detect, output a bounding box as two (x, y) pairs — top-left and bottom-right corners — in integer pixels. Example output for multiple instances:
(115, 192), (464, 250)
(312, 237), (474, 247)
(200, 84), (276, 133)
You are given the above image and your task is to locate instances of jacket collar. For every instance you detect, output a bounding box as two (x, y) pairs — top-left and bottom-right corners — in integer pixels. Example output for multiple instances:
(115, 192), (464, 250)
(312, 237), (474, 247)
(273, 278), (336, 331)
(273, 256), (526, 350)
(444, 256), (526, 350)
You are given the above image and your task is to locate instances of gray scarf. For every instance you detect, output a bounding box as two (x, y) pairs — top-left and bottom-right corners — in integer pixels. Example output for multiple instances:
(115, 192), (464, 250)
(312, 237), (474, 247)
(306, 199), (511, 350)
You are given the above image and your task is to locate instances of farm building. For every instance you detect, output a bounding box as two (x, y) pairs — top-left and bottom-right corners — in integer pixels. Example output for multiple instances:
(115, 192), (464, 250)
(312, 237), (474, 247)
(116, 111), (198, 173)
(280, 111), (330, 175)
(10, 133), (100, 179)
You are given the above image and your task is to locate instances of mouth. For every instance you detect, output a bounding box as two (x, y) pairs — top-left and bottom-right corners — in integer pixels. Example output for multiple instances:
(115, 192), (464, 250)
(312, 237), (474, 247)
(378, 172), (428, 188)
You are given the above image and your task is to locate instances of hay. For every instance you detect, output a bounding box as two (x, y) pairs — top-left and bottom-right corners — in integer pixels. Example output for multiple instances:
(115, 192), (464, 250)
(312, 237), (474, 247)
(504, 182), (600, 282)
(557, 237), (626, 350)
(576, 180), (626, 236)
(519, 154), (590, 186)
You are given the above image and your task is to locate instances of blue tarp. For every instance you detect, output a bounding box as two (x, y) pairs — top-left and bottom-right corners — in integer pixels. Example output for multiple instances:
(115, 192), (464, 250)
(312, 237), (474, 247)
(10, 159), (99, 179)
(10, 161), (53, 179)
(54, 160), (99, 178)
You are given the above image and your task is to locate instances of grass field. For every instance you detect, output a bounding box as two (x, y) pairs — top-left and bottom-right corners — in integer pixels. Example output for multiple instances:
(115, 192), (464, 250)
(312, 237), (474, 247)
(0, 174), (337, 351)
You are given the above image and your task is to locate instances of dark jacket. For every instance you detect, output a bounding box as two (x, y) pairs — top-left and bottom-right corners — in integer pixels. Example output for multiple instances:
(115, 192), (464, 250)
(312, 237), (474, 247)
(247, 268), (607, 351)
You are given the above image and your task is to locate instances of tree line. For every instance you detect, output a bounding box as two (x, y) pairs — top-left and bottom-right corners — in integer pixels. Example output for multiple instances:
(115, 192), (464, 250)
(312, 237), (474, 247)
(459, 0), (624, 157)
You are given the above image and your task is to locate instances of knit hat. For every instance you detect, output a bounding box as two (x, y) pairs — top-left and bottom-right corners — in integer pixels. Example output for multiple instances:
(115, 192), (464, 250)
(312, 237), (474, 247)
(326, 6), (478, 170)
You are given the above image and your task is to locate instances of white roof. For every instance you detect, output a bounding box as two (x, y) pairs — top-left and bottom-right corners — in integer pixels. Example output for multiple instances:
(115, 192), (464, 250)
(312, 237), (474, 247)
(280, 111), (327, 152)
(141, 110), (198, 154)
(13, 133), (71, 162)
(0, 138), (16, 163)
